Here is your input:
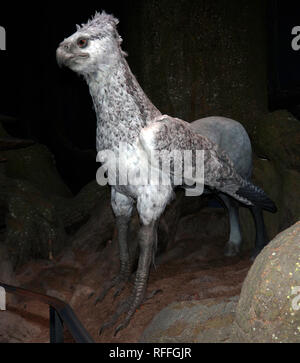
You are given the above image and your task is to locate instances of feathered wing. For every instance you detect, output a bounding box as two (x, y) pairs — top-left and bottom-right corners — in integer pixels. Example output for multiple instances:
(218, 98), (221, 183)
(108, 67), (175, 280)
(139, 115), (277, 213)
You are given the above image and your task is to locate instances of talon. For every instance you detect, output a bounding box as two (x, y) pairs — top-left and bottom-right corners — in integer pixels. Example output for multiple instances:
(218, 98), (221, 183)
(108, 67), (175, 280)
(88, 292), (94, 300)
(113, 280), (127, 299)
(98, 294), (135, 336)
(95, 298), (100, 306)
(95, 290), (108, 305)
(99, 322), (111, 336)
(145, 288), (163, 301)
(95, 272), (130, 305)
(113, 290), (120, 299)
(114, 320), (130, 336)
(114, 325), (122, 336)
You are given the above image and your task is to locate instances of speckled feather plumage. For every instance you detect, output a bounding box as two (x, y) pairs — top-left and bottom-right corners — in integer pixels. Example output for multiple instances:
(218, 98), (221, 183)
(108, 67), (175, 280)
(56, 11), (276, 218)
(93, 58), (161, 151)
(140, 115), (252, 205)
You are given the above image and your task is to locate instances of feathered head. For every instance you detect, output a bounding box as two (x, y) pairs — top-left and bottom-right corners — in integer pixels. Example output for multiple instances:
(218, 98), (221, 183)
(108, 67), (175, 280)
(76, 11), (122, 44)
(56, 11), (124, 76)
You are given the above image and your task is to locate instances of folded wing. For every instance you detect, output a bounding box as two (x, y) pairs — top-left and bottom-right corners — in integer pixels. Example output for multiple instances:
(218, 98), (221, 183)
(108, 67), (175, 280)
(139, 115), (276, 213)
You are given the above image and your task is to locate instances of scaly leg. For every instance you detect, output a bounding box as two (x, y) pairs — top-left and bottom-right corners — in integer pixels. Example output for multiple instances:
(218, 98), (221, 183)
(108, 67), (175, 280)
(98, 186), (171, 336)
(218, 194), (242, 256)
(99, 221), (159, 335)
(95, 189), (133, 304)
(114, 221), (158, 334)
(250, 205), (268, 259)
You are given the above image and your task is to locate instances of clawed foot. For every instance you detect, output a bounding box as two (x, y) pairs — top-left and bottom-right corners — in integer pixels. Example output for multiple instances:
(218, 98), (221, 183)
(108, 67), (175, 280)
(97, 220), (161, 336)
(99, 288), (162, 336)
(95, 272), (131, 305)
(224, 241), (240, 257)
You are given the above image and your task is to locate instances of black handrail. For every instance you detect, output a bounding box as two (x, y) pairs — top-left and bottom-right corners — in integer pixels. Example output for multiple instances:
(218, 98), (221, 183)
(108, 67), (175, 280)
(0, 281), (94, 343)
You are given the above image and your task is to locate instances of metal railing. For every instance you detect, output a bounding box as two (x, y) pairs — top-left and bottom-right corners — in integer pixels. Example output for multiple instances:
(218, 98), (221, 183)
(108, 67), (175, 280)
(0, 282), (94, 343)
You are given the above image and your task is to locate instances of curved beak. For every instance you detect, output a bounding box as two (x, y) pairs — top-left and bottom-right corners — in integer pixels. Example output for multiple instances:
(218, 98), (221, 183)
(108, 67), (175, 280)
(56, 42), (89, 68)
(56, 46), (66, 68)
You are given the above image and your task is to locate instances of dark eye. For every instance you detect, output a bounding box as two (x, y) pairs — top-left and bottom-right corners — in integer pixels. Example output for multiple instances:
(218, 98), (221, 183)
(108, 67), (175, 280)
(77, 38), (88, 48)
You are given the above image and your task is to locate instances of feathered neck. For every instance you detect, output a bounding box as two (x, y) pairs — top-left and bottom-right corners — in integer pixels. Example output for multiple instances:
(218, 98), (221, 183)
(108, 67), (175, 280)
(85, 55), (161, 151)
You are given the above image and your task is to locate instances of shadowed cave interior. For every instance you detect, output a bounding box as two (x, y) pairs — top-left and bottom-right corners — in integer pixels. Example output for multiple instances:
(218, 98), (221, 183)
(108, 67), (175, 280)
(0, 0), (300, 343)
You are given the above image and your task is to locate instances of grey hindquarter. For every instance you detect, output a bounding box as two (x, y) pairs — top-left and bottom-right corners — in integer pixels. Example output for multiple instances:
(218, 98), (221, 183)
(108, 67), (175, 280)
(190, 116), (252, 180)
(190, 116), (267, 257)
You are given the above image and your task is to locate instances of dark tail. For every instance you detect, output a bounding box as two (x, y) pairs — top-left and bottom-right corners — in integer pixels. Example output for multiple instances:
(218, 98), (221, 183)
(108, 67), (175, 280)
(236, 180), (277, 213)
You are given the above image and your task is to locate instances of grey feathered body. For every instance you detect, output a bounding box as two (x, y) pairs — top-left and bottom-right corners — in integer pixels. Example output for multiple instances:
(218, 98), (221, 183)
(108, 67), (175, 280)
(91, 59), (161, 151)
(87, 54), (249, 208)
(190, 117), (253, 180)
(88, 54), (255, 213)
(85, 46), (274, 220)
(57, 11), (268, 214)
(86, 56), (175, 223)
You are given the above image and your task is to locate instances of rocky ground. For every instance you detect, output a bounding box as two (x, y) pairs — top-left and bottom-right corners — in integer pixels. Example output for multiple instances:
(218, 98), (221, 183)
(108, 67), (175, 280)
(0, 217), (252, 343)
(1, 117), (255, 343)
(2, 219), (299, 343)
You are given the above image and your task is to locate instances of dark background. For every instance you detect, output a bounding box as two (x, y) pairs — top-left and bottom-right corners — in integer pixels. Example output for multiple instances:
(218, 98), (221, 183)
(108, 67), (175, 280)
(1, 0), (300, 193)
(268, 0), (300, 109)
(0, 1), (137, 192)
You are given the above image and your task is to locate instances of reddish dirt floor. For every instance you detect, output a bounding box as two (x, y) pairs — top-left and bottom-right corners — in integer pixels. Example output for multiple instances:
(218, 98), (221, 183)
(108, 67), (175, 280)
(0, 234), (252, 343)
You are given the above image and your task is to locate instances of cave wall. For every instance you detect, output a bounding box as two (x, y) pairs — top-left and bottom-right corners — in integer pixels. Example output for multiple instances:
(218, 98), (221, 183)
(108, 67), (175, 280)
(124, 0), (268, 131)
(122, 0), (300, 244)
